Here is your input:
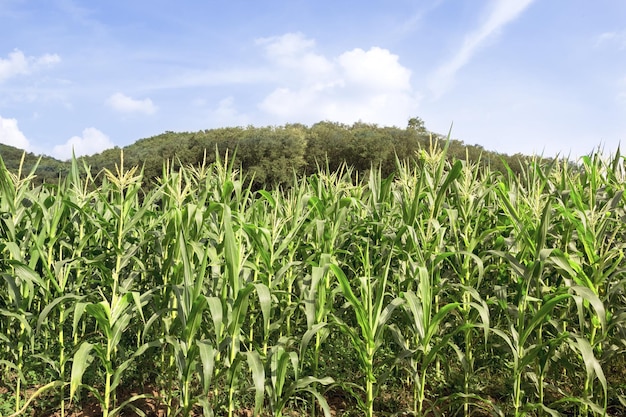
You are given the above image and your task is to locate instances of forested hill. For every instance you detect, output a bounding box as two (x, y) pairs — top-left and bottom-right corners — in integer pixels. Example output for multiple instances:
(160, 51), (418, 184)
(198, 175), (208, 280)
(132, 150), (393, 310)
(0, 143), (70, 182)
(0, 119), (535, 187)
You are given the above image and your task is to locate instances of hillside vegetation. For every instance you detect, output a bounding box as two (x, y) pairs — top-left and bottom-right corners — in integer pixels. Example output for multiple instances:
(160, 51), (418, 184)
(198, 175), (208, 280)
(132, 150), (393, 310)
(0, 119), (536, 188)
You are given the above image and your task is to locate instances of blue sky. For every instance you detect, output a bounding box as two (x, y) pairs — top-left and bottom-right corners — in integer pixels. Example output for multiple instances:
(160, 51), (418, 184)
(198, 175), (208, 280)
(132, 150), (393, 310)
(1, 0), (625, 160)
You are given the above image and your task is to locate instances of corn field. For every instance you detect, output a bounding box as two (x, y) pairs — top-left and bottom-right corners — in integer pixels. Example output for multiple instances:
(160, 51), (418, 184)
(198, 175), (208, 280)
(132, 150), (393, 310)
(1, 143), (625, 417)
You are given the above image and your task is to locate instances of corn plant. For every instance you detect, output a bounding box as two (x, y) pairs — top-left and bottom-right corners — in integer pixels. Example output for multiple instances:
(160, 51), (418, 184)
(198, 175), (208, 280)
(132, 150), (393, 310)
(330, 246), (404, 417)
(30, 158), (97, 417)
(491, 178), (560, 415)
(441, 156), (498, 416)
(547, 153), (626, 415)
(164, 228), (215, 416)
(301, 168), (359, 416)
(243, 183), (311, 342)
(69, 155), (160, 417)
(389, 264), (462, 416)
(263, 336), (333, 417)
(0, 155), (47, 414)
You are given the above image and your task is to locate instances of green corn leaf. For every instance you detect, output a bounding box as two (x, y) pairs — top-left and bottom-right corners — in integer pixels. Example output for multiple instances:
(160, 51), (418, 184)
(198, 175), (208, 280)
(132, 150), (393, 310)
(229, 283), (255, 336)
(270, 344), (288, 398)
(72, 301), (88, 341)
(1, 274), (21, 308)
(520, 293), (570, 347)
(246, 350), (265, 416)
(10, 260), (47, 294)
(206, 296), (225, 341)
(426, 302), (461, 343)
(109, 393), (153, 417)
(490, 327), (517, 360)
(433, 159), (463, 214)
(373, 297), (404, 342)
(572, 336), (608, 401)
(469, 300), (491, 344)
(36, 294), (83, 333)
(85, 301), (111, 338)
(403, 290), (426, 341)
(0, 310), (33, 336)
(110, 340), (161, 393)
(329, 264), (370, 341)
(110, 310), (133, 348)
(253, 283), (272, 340)
(300, 322), (327, 361)
(0, 359), (25, 384)
(197, 340), (216, 394)
(110, 292), (133, 324)
(302, 387), (333, 417)
(184, 295), (208, 346)
(222, 205), (242, 293)
(70, 342), (93, 401)
(304, 265), (325, 329)
(293, 375), (334, 391)
(532, 198), (552, 257)
(130, 290), (146, 324)
(571, 285), (607, 333)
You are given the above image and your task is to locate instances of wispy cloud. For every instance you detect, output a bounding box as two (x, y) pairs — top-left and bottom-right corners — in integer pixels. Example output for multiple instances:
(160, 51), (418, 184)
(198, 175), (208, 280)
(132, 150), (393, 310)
(0, 49), (61, 83)
(429, 0), (536, 97)
(595, 30), (626, 49)
(106, 92), (157, 115)
(394, 0), (444, 38)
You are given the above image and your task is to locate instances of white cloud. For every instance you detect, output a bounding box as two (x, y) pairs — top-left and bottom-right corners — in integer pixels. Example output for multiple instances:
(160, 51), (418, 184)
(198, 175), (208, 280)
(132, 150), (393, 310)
(258, 33), (419, 126)
(208, 97), (249, 126)
(0, 49), (61, 83)
(51, 128), (114, 160)
(256, 33), (334, 81)
(338, 47), (411, 91)
(430, 0), (536, 97)
(0, 116), (32, 150)
(106, 92), (157, 115)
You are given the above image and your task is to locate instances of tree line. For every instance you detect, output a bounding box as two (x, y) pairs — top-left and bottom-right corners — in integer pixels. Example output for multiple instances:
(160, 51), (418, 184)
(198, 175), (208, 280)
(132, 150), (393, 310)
(0, 118), (540, 188)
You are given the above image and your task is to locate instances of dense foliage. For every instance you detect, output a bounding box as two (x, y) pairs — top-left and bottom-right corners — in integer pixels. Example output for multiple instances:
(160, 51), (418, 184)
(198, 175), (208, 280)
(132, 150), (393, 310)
(1, 141), (624, 416)
(0, 119), (534, 189)
(0, 145), (69, 185)
(81, 120), (535, 188)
